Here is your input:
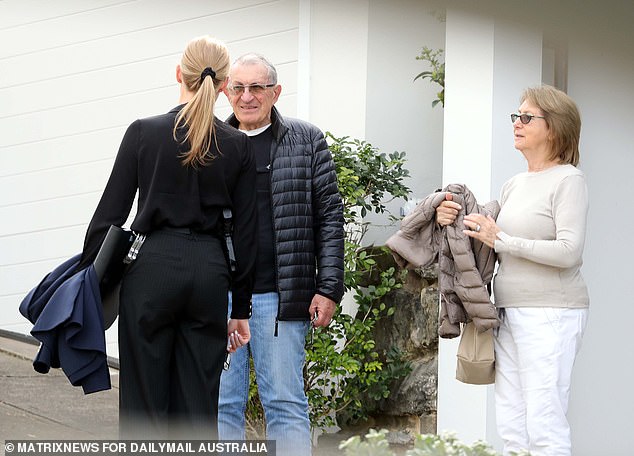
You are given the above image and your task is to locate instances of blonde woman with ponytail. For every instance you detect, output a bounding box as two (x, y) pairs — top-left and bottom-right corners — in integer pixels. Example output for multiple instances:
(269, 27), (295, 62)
(78, 36), (256, 438)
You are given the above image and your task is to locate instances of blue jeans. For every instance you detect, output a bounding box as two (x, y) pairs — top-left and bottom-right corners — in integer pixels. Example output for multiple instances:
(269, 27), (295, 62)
(218, 292), (312, 456)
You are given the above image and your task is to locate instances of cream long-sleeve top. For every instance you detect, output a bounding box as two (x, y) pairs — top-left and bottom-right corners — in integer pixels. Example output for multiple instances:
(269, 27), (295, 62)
(493, 164), (589, 308)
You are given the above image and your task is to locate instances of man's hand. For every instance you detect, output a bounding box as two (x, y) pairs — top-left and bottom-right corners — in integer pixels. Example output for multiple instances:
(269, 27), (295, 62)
(309, 294), (336, 328)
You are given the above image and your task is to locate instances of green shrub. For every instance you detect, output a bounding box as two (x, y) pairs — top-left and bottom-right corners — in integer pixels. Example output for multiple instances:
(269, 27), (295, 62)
(414, 46), (445, 108)
(340, 429), (532, 456)
(304, 134), (412, 432)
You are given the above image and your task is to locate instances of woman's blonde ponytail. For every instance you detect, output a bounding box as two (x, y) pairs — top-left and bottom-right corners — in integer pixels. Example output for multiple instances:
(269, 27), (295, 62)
(173, 36), (230, 167)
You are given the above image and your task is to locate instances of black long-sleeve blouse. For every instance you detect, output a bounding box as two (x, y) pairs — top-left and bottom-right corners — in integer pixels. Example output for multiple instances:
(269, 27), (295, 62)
(79, 105), (257, 318)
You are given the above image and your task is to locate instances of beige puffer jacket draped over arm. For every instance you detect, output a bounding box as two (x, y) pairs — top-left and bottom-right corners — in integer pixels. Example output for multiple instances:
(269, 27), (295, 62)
(386, 184), (500, 338)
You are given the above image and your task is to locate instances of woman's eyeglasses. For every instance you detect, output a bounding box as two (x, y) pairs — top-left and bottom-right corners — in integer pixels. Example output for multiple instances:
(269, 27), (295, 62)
(511, 113), (546, 124)
(228, 83), (276, 96)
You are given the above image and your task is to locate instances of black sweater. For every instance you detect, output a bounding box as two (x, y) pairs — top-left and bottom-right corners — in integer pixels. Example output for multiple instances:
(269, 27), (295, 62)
(79, 105), (257, 318)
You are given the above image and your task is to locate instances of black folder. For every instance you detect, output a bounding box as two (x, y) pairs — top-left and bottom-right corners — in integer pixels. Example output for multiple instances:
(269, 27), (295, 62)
(93, 225), (134, 329)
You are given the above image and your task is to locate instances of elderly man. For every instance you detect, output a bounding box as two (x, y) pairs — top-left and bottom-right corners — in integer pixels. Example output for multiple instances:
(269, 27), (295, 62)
(218, 53), (345, 456)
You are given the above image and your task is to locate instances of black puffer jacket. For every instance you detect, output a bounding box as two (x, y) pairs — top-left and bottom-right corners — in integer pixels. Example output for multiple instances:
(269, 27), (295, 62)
(228, 107), (345, 321)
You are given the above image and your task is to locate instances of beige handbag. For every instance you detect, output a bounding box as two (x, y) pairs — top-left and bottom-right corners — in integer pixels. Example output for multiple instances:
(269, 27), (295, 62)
(456, 321), (495, 385)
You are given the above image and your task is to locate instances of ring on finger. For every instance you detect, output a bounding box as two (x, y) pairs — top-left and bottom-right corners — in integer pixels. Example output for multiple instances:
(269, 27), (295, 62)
(475, 224), (481, 232)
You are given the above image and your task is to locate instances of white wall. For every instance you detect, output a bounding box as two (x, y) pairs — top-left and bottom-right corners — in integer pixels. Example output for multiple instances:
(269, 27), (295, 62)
(309, 0), (446, 244)
(307, 0), (369, 140)
(364, 0), (445, 242)
(564, 24), (634, 456)
(437, 8), (496, 444)
(0, 0), (301, 358)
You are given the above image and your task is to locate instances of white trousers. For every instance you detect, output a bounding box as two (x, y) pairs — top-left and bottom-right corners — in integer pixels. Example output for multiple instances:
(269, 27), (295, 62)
(494, 307), (588, 456)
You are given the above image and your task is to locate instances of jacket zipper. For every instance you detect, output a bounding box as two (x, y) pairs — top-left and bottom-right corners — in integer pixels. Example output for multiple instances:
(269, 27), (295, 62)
(269, 142), (281, 338)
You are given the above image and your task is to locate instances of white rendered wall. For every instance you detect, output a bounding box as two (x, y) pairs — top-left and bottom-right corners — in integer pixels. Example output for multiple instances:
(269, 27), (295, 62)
(564, 26), (634, 456)
(364, 0), (445, 240)
(437, 8), (495, 444)
(306, 0), (369, 140)
(438, 9), (543, 447)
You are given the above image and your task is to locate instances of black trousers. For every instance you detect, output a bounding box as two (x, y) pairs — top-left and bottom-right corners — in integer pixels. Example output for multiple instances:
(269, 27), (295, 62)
(118, 229), (229, 439)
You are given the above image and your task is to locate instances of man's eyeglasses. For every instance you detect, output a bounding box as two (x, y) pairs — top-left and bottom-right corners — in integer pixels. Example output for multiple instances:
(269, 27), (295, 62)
(511, 113), (546, 124)
(228, 83), (276, 96)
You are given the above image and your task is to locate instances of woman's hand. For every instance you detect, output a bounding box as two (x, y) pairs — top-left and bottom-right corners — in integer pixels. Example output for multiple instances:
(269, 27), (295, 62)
(226, 319), (250, 353)
(436, 193), (462, 226)
(463, 214), (500, 248)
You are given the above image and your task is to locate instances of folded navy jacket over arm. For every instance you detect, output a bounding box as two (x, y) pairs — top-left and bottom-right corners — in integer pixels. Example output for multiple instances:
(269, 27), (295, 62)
(19, 255), (111, 394)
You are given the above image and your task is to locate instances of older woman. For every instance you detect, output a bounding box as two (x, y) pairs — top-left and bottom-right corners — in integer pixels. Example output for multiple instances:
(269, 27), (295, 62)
(437, 85), (589, 456)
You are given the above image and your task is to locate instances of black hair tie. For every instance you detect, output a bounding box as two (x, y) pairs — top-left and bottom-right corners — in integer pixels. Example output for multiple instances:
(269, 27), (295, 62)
(200, 67), (216, 83)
